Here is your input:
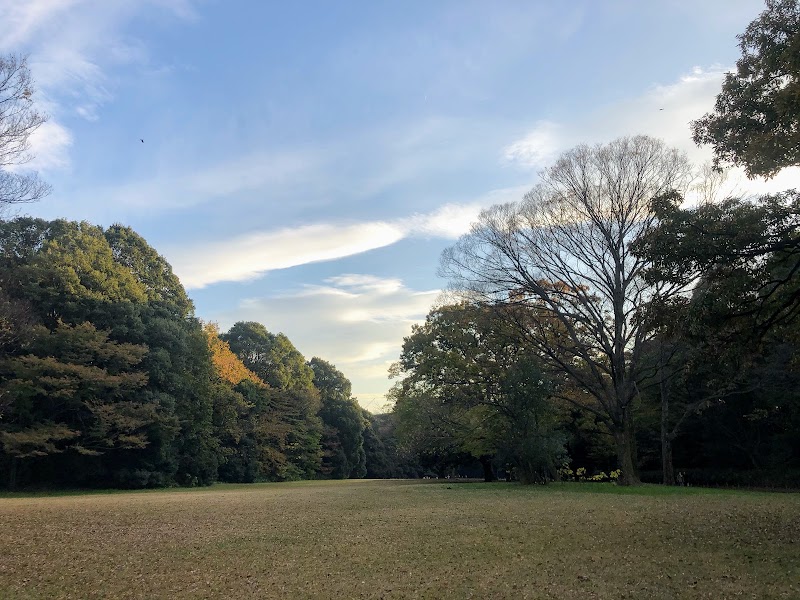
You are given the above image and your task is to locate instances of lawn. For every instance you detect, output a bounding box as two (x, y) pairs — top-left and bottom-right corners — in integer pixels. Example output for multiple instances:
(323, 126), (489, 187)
(0, 480), (798, 599)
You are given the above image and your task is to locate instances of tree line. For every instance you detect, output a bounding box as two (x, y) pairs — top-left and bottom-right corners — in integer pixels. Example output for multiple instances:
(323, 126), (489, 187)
(390, 0), (800, 487)
(0, 218), (424, 489)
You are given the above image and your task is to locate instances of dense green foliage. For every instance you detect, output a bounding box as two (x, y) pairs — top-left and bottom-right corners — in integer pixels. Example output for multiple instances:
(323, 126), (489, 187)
(0, 217), (219, 488)
(310, 357), (367, 478)
(0, 218), (400, 489)
(632, 191), (800, 483)
(392, 303), (565, 483)
(638, 190), (800, 338)
(692, 0), (800, 178)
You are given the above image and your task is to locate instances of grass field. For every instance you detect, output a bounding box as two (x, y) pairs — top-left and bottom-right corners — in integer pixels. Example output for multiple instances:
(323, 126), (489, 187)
(1, 480), (798, 599)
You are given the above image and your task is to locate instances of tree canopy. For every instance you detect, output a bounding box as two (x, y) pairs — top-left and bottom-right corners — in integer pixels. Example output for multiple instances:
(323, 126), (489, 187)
(0, 54), (50, 208)
(0, 215), (401, 490)
(692, 0), (800, 178)
(392, 302), (564, 483)
(310, 357), (367, 479)
(441, 136), (692, 485)
(635, 190), (800, 338)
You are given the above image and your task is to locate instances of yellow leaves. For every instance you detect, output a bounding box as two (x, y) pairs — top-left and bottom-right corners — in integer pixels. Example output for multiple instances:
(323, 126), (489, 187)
(202, 322), (264, 387)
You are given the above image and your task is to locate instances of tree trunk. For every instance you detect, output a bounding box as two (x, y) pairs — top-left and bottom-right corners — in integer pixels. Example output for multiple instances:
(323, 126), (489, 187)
(480, 456), (496, 482)
(8, 456), (18, 490)
(659, 346), (675, 485)
(615, 410), (641, 486)
(661, 435), (674, 485)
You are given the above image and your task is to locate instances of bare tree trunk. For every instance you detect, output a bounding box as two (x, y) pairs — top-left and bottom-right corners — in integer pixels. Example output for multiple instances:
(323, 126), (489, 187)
(8, 456), (18, 490)
(480, 456), (496, 482)
(615, 410), (641, 486)
(662, 435), (674, 485)
(660, 349), (676, 485)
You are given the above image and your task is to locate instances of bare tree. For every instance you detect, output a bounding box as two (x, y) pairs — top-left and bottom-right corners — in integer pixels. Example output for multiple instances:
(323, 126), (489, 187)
(441, 136), (692, 485)
(691, 162), (731, 206)
(0, 54), (51, 208)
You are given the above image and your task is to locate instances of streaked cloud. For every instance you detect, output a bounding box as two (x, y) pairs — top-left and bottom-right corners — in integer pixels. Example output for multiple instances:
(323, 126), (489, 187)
(168, 194), (523, 290)
(503, 121), (561, 169)
(170, 221), (407, 289)
(99, 148), (326, 213)
(323, 274), (404, 296)
(0, 0), (198, 172)
(84, 116), (498, 219)
(214, 274), (440, 412)
(0, 0), (84, 51)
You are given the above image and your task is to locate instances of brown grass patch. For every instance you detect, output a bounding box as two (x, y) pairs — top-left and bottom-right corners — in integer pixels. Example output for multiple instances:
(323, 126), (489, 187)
(1, 480), (798, 599)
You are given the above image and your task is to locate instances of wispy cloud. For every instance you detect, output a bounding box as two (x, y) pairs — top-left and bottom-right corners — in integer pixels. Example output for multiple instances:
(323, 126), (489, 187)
(167, 191), (525, 290)
(503, 120), (561, 169)
(502, 65), (800, 196)
(214, 274), (440, 412)
(0, 0), (198, 171)
(503, 66), (730, 168)
(147, 0), (198, 21)
(86, 116), (497, 218)
(24, 120), (73, 171)
(99, 148), (326, 213)
(323, 274), (404, 296)
(0, 0), (85, 51)
(170, 221), (407, 290)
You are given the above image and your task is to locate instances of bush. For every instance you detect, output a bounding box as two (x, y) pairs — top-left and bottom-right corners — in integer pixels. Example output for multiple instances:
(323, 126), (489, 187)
(640, 468), (800, 490)
(558, 465), (621, 483)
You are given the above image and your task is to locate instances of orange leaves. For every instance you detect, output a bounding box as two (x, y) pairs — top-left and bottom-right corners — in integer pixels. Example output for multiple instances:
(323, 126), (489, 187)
(202, 322), (264, 387)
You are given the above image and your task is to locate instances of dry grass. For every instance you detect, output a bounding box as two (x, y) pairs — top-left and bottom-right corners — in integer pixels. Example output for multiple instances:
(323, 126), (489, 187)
(0, 480), (798, 599)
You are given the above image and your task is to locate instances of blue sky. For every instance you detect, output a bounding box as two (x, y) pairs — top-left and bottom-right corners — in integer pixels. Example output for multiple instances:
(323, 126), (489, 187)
(3, 0), (799, 411)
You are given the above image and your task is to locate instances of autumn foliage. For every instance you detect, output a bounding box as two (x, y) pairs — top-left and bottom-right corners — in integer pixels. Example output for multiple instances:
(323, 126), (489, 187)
(202, 322), (264, 386)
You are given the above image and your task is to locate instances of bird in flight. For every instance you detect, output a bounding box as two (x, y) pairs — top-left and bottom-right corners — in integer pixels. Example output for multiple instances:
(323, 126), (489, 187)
(140, 139), (144, 143)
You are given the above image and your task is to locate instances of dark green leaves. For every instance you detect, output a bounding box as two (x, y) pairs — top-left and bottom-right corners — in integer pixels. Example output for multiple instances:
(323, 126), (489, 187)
(692, 0), (800, 178)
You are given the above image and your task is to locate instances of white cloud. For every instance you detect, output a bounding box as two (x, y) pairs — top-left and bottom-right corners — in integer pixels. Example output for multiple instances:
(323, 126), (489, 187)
(503, 66), (800, 195)
(722, 166), (800, 198)
(0, 0), (198, 173)
(503, 120), (561, 169)
(0, 0), (85, 51)
(171, 221), (406, 290)
(402, 203), (487, 239)
(25, 120), (73, 171)
(167, 189), (524, 290)
(215, 275), (440, 412)
(324, 274), (404, 295)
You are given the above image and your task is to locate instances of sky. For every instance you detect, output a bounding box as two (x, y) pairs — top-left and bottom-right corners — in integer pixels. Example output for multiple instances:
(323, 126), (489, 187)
(3, 0), (799, 412)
